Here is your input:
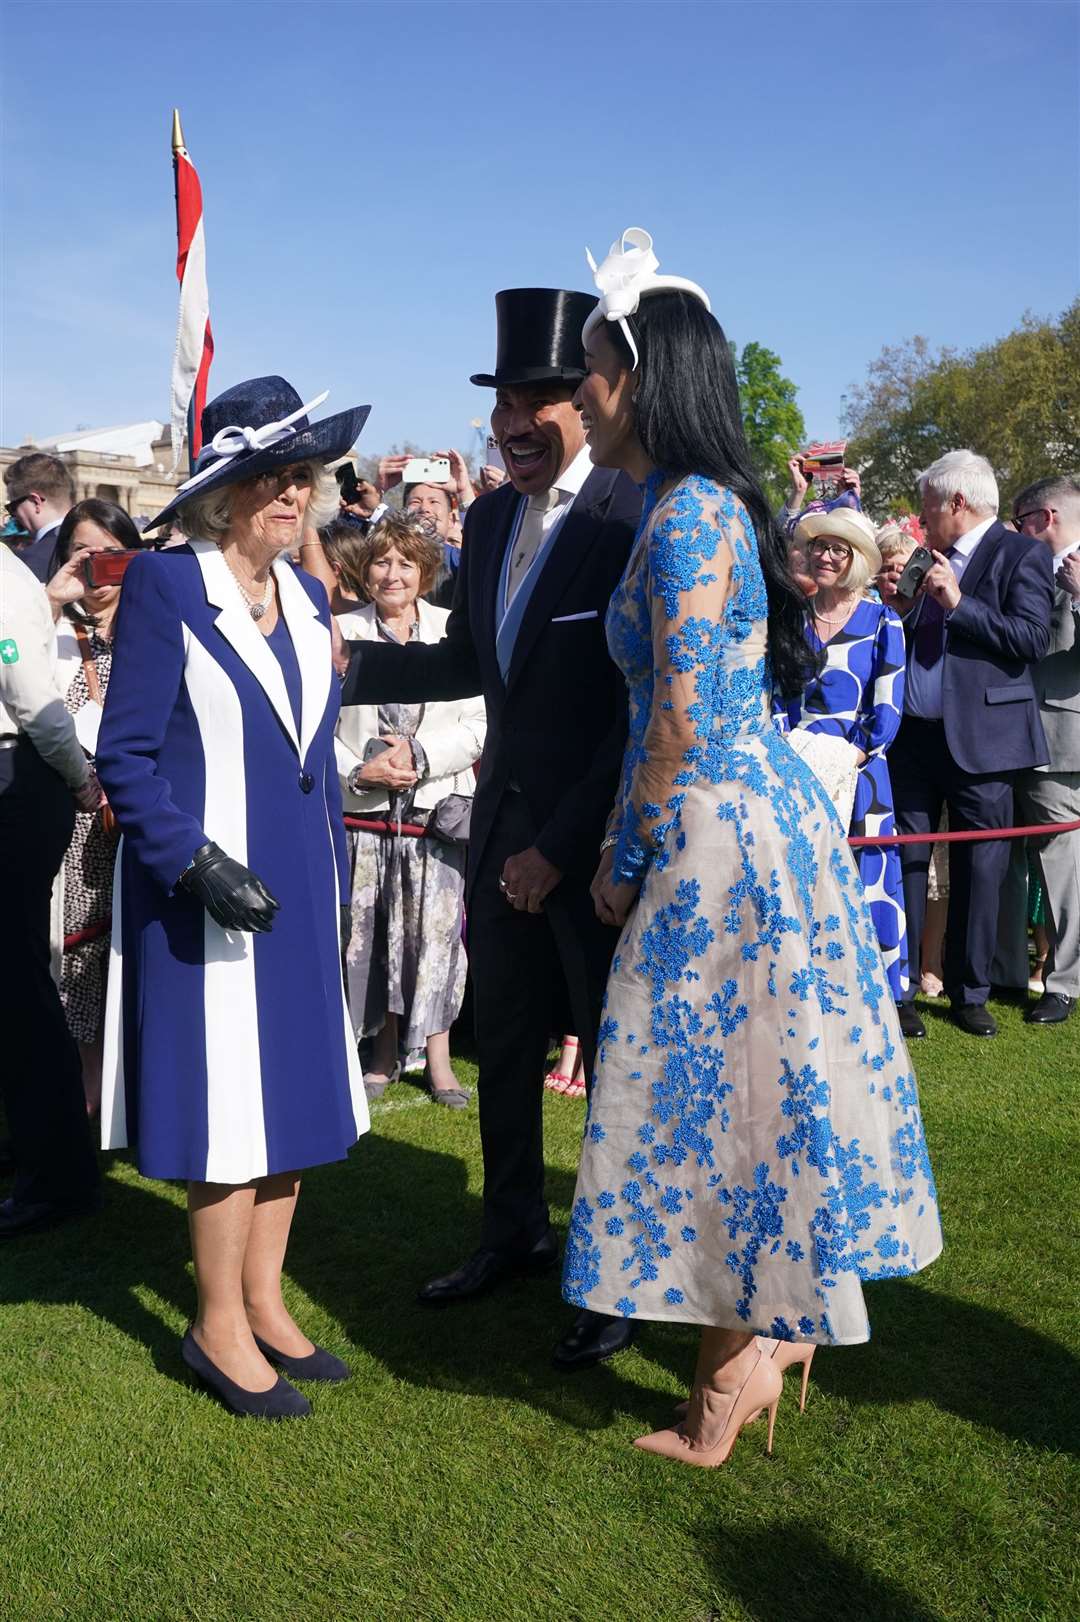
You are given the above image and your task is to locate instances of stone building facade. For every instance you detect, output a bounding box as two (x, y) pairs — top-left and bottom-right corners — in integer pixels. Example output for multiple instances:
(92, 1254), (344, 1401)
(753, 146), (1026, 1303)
(1, 424), (185, 528)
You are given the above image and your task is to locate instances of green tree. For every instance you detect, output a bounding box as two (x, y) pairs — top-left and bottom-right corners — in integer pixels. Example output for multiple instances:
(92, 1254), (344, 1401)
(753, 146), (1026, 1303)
(734, 341), (805, 507)
(844, 301), (1080, 517)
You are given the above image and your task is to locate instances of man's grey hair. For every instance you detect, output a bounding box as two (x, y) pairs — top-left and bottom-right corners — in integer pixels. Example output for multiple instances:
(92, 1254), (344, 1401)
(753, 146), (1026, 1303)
(177, 461), (339, 542)
(1013, 473), (1080, 524)
(917, 450), (999, 517)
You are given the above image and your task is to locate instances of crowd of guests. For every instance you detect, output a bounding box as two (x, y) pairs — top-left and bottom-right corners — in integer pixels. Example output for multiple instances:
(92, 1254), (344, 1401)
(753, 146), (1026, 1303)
(2, 430), (1077, 1182)
(0, 258), (1074, 1448)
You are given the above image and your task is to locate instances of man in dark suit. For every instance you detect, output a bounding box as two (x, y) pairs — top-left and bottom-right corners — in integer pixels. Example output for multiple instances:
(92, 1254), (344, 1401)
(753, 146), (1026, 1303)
(890, 450), (1054, 1039)
(339, 288), (640, 1368)
(3, 453), (74, 581)
(993, 474), (1080, 1024)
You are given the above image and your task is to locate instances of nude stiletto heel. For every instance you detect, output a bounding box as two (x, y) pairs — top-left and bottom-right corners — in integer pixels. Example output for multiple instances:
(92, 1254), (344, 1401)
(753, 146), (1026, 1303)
(635, 1346), (783, 1469)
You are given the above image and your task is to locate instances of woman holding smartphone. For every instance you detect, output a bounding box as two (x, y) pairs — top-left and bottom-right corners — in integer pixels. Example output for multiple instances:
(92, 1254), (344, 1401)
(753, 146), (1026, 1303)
(45, 500), (143, 1115)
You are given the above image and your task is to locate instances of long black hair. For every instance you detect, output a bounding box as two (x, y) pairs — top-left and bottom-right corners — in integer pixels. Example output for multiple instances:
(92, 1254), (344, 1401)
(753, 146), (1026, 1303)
(611, 292), (813, 698)
(55, 498), (144, 565)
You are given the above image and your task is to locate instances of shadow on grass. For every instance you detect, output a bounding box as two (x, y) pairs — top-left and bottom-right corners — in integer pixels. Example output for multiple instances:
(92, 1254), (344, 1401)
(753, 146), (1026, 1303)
(3, 1131), (1077, 1459)
(700, 1520), (946, 1622)
(287, 1130), (676, 1432)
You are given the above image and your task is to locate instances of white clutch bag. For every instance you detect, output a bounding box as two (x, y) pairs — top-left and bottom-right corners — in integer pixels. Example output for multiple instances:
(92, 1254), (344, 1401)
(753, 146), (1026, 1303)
(786, 730), (861, 828)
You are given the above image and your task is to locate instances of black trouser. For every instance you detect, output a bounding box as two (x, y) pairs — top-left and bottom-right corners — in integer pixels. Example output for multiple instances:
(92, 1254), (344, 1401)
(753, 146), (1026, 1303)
(467, 791), (616, 1251)
(889, 716), (1015, 1007)
(0, 741), (99, 1205)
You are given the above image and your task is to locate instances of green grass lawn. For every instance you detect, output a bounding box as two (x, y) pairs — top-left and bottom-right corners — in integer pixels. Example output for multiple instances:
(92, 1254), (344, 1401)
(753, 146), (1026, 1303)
(2, 993), (1078, 1622)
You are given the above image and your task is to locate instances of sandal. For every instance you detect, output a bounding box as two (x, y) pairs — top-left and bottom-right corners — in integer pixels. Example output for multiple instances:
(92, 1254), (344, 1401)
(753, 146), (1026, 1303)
(545, 1036), (580, 1095)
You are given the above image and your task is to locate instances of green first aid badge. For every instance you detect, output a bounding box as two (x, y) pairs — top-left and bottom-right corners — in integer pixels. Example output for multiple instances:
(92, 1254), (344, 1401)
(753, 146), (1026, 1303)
(0, 639), (19, 664)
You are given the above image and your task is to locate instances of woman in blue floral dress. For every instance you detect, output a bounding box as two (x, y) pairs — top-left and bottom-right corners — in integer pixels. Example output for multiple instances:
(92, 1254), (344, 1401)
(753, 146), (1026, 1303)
(564, 230), (942, 1469)
(780, 508), (909, 1000)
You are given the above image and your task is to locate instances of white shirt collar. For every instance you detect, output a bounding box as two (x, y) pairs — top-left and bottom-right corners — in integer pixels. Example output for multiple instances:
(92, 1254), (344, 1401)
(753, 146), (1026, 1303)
(34, 518), (62, 541)
(951, 516), (994, 558)
(552, 445), (594, 503)
(1054, 536), (1080, 562)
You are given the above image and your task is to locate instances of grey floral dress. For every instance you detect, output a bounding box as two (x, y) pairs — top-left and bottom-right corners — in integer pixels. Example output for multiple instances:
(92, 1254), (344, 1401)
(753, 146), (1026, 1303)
(344, 616), (468, 1049)
(60, 626), (115, 1044)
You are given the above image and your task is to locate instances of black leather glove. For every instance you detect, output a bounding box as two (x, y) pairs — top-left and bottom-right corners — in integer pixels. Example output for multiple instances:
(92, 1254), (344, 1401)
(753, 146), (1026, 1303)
(340, 904), (352, 953)
(180, 842), (280, 934)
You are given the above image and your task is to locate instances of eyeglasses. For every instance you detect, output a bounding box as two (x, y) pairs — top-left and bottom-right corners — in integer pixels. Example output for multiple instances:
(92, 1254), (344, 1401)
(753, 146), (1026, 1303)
(4, 493), (36, 517)
(1014, 507), (1055, 529)
(808, 540), (853, 560)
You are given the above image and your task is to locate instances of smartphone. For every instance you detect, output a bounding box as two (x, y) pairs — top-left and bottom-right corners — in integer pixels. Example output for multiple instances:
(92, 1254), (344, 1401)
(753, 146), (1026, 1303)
(895, 545), (934, 600)
(402, 456), (451, 487)
(485, 434), (505, 473)
(801, 440), (847, 476)
(82, 550), (137, 589)
(362, 737), (395, 763)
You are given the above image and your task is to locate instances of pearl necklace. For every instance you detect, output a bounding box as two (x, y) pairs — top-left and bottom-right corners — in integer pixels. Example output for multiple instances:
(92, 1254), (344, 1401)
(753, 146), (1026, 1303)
(225, 557), (273, 621)
(813, 595), (859, 627)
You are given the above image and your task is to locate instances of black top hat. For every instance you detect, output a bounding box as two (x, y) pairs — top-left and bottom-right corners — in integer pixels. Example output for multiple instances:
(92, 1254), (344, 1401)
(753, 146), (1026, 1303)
(470, 288), (598, 389)
(148, 375), (370, 530)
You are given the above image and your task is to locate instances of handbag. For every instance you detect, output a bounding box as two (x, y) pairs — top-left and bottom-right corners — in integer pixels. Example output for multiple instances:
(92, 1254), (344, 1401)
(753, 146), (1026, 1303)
(73, 620), (118, 839)
(786, 729), (861, 829)
(422, 792), (473, 848)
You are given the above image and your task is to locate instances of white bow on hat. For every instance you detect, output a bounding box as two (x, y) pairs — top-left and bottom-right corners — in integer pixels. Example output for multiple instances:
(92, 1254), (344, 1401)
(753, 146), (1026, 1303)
(175, 389), (330, 499)
(582, 228), (711, 368)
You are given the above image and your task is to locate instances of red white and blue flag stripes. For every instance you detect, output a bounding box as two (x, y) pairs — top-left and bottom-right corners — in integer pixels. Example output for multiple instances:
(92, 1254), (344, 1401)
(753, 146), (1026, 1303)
(169, 110), (214, 472)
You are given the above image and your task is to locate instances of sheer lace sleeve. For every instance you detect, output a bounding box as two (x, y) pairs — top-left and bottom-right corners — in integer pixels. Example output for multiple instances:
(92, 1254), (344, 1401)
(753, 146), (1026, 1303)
(613, 481), (748, 884)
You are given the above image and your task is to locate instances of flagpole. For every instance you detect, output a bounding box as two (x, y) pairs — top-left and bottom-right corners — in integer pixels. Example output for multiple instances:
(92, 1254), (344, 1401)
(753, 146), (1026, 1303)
(170, 108), (213, 482)
(171, 112), (196, 478)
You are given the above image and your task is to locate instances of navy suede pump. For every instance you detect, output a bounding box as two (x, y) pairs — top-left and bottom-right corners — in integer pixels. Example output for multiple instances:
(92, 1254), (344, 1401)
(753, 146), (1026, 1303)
(252, 1334), (352, 1383)
(181, 1330), (312, 1419)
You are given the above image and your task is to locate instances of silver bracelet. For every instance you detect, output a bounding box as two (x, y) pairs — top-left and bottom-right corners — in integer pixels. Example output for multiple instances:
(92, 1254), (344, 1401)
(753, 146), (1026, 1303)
(599, 833), (619, 853)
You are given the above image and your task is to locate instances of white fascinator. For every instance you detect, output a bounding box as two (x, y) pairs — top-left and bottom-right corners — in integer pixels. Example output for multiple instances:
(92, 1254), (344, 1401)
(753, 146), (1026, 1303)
(582, 227), (712, 368)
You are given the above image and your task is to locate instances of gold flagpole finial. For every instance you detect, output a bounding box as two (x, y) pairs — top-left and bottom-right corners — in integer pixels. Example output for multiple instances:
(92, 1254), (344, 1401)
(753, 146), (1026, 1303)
(171, 108), (186, 156)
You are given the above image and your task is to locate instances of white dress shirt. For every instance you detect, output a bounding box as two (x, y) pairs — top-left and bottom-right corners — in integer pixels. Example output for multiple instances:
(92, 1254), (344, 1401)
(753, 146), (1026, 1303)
(0, 545), (89, 787)
(904, 517), (995, 721)
(502, 445), (594, 613)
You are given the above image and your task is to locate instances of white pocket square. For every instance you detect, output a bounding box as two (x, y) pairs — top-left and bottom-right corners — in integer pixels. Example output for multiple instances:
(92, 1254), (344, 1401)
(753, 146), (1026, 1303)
(551, 610), (599, 623)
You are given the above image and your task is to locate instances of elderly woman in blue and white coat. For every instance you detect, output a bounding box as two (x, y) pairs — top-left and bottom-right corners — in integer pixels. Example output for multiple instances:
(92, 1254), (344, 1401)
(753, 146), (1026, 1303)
(96, 376), (370, 1420)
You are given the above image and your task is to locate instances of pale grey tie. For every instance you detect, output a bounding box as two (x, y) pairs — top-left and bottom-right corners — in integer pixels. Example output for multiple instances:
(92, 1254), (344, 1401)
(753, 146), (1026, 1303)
(506, 486), (560, 606)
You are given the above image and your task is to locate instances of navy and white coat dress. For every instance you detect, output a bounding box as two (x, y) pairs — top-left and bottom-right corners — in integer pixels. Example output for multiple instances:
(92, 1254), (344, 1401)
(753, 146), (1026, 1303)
(95, 540), (368, 1184)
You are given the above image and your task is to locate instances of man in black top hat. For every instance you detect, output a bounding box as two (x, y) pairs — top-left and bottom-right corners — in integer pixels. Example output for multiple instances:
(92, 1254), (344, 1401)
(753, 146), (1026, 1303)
(339, 288), (641, 1369)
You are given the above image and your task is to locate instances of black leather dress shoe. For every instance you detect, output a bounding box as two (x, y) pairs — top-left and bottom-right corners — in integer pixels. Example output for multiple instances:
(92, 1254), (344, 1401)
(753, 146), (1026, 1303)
(951, 1004), (997, 1037)
(897, 1003), (926, 1040)
(1025, 992), (1074, 1025)
(553, 1309), (637, 1371)
(0, 1191), (102, 1239)
(418, 1228), (559, 1306)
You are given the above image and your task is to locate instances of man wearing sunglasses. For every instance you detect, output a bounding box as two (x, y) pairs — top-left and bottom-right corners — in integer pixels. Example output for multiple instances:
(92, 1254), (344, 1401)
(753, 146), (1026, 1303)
(994, 475), (1080, 1024)
(3, 453), (74, 582)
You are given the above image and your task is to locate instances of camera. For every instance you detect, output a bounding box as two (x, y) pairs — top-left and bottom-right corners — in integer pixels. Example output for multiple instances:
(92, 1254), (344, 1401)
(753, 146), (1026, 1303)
(801, 440), (847, 478)
(402, 456), (451, 487)
(82, 551), (137, 589)
(894, 545), (934, 600)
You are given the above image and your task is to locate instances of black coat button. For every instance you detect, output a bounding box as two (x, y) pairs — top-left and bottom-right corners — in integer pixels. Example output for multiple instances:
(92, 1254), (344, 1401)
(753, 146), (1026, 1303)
(299, 772), (315, 794)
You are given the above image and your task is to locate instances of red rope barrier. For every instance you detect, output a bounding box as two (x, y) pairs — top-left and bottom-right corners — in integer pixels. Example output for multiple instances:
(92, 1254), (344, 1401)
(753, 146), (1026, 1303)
(61, 816), (1079, 952)
(64, 919), (110, 950)
(849, 818), (1080, 848)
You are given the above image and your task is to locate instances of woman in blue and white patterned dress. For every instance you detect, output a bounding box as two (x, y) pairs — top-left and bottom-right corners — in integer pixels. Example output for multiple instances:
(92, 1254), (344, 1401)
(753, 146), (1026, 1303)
(780, 507), (909, 1000)
(563, 230), (942, 1469)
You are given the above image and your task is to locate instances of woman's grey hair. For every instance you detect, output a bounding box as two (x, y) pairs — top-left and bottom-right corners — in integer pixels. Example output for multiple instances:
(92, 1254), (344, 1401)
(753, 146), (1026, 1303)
(176, 461), (339, 542)
(875, 523), (918, 562)
(917, 450), (998, 517)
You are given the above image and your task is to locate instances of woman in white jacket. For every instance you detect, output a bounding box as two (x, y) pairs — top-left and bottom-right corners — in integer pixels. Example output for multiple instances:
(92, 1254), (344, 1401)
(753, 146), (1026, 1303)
(333, 514), (486, 1107)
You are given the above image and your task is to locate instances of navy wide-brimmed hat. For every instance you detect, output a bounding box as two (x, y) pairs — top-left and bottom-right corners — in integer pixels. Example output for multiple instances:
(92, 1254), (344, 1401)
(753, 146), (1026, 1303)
(470, 288), (597, 389)
(148, 375), (370, 529)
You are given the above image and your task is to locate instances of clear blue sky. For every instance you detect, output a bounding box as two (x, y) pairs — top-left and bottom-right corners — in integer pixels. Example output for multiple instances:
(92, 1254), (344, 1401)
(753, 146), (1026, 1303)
(2, 0), (1077, 460)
